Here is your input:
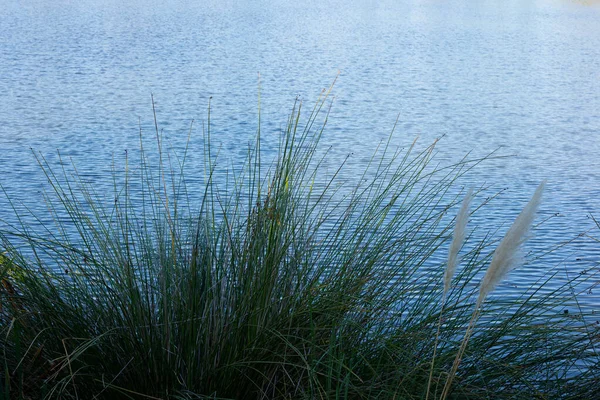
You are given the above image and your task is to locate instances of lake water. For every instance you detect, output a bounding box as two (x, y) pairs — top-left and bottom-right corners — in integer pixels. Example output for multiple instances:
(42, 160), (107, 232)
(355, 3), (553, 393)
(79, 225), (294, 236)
(1, 0), (599, 309)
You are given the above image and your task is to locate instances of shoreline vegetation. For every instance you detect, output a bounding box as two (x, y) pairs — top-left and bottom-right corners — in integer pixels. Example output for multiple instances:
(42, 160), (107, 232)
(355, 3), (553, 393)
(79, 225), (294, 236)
(1, 91), (599, 399)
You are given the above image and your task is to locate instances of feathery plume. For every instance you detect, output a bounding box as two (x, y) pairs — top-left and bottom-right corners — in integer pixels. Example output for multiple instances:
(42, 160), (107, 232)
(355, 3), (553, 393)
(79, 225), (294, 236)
(444, 188), (472, 298)
(427, 189), (472, 400)
(441, 181), (546, 400)
(476, 181), (546, 308)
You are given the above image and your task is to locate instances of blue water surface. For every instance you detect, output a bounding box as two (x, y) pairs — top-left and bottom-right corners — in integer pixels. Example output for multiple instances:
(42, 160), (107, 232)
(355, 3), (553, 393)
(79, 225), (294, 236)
(1, 0), (599, 308)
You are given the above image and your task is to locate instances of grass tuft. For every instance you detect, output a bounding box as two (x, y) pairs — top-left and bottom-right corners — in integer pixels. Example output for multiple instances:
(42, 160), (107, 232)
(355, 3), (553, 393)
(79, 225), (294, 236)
(0, 92), (598, 399)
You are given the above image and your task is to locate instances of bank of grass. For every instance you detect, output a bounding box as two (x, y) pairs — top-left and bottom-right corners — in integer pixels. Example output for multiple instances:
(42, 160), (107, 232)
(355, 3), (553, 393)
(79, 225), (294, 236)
(0, 93), (598, 399)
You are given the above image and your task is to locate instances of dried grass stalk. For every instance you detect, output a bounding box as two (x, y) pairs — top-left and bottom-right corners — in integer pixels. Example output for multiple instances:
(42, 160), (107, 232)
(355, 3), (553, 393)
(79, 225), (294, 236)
(476, 181), (546, 308)
(444, 188), (472, 298)
(440, 181), (546, 400)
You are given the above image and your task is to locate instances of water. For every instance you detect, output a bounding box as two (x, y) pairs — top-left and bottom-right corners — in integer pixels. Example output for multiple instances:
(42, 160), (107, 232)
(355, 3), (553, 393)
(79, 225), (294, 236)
(1, 0), (599, 309)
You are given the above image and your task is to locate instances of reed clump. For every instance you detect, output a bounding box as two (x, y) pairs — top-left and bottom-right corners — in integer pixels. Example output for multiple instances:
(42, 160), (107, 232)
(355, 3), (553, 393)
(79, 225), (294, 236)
(0, 93), (598, 399)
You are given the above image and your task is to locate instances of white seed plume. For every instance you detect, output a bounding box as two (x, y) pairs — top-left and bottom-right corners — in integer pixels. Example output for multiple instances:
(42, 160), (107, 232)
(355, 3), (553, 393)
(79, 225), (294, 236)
(444, 188), (472, 298)
(476, 181), (546, 309)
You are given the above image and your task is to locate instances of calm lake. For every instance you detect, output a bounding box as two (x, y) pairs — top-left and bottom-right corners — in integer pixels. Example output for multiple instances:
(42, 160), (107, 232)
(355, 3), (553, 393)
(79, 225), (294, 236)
(1, 0), (599, 308)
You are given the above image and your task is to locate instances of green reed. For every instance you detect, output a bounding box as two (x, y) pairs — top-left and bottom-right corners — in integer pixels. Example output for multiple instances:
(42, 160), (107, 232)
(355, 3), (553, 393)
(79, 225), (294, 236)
(0, 90), (598, 399)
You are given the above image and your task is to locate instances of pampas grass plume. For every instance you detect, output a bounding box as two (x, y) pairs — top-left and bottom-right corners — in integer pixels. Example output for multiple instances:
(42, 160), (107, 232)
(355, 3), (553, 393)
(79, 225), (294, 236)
(444, 188), (472, 298)
(441, 181), (546, 400)
(427, 188), (472, 400)
(476, 181), (546, 308)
